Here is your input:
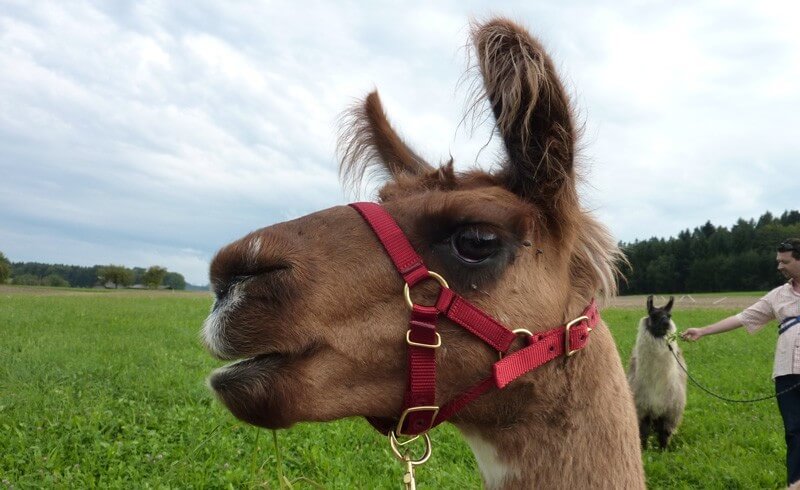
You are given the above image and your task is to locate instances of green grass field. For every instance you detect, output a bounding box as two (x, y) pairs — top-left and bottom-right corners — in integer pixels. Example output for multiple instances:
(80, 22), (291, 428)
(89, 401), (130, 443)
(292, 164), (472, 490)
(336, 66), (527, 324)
(0, 288), (788, 488)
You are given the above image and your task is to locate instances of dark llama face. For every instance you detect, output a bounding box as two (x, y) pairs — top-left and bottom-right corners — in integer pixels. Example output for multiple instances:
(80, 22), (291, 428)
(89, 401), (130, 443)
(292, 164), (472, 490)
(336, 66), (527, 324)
(645, 295), (674, 338)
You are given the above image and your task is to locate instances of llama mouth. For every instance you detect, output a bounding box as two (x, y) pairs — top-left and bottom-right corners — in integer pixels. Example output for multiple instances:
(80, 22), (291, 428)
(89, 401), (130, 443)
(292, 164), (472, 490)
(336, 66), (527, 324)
(207, 351), (304, 429)
(223, 341), (319, 367)
(224, 352), (286, 369)
(209, 343), (319, 392)
(208, 353), (286, 389)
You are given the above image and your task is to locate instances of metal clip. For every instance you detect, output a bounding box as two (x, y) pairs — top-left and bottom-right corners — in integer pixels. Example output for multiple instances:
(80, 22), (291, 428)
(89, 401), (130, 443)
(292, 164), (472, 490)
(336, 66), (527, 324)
(402, 457), (416, 490)
(389, 432), (432, 490)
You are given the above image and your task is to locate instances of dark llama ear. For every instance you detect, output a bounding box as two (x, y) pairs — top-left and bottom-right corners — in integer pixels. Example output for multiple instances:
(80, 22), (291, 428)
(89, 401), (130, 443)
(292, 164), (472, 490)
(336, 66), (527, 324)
(471, 18), (577, 229)
(338, 90), (434, 190)
(646, 295), (654, 313)
(665, 296), (674, 313)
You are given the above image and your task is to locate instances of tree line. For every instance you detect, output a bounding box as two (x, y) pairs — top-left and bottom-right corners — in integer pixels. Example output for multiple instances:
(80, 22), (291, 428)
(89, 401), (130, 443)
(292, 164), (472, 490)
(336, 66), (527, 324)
(620, 210), (800, 294)
(2, 209), (798, 294)
(0, 256), (187, 290)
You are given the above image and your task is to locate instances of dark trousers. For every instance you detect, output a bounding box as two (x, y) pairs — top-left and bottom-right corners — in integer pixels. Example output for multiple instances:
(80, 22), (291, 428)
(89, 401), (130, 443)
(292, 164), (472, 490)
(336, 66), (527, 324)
(776, 374), (800, 485)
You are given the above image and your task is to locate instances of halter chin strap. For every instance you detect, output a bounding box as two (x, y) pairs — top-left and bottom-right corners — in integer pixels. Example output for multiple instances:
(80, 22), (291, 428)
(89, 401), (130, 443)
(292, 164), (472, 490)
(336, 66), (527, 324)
(349, 202), (599, 437)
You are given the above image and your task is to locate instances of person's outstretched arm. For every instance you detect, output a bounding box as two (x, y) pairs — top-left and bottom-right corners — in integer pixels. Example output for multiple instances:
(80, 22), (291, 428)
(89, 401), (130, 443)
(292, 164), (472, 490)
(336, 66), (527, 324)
(681, 315), (743, 341)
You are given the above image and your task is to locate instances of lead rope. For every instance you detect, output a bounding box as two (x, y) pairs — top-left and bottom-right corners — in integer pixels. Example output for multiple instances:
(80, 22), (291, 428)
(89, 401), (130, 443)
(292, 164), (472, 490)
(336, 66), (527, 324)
(667, 339), (800, 403)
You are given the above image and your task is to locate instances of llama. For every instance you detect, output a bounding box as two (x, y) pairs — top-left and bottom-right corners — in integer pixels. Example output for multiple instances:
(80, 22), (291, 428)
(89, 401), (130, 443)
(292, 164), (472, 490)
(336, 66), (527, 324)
(201, 18), (645, 489)
(627, 295), (687, 449)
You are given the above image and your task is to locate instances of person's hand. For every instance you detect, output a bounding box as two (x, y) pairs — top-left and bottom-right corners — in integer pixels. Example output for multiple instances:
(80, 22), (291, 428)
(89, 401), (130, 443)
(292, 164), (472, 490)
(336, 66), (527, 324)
(681, 328), (704, 341)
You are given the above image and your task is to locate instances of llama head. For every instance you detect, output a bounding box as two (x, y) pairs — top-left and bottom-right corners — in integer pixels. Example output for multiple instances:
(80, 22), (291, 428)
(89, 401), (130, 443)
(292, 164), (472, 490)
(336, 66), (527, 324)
(645, 295), (674, 338)
(200, 18), (622, 430)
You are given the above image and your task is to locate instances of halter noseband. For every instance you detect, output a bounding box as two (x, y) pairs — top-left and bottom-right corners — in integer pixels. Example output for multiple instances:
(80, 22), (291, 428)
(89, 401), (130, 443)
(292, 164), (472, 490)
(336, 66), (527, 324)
(349, 202), (599, 437)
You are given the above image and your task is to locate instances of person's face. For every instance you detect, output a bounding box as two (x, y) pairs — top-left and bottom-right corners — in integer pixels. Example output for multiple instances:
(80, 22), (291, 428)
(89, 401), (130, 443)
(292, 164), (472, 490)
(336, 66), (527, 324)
(776, 251), (800, 281)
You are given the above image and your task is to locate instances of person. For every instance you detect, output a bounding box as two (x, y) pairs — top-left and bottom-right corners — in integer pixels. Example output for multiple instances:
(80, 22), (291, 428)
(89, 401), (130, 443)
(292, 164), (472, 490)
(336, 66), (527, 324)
(682, 238), (800, 486)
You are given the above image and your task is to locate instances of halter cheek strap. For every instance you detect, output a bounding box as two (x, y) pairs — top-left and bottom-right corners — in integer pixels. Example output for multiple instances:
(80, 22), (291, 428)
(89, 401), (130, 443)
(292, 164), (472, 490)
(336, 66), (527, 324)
(349, 202), (598, 436)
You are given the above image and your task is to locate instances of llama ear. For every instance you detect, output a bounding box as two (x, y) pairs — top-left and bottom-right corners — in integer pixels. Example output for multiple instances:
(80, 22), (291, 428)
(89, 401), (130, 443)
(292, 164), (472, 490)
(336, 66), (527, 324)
(665, 296), (674, 313)
(646, 295), (654, 313)
(338, 90), (433, 187)
(471, 19), (577, 229)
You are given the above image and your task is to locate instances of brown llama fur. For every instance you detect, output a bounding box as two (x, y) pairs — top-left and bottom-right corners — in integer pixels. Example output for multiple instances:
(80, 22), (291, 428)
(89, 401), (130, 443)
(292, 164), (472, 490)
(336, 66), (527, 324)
(202, 17), (644, 489)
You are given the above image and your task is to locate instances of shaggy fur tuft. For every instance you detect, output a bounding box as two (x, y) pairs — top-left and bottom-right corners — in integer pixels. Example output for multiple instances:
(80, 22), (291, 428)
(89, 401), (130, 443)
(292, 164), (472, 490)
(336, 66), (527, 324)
(337, 91), (432, 196)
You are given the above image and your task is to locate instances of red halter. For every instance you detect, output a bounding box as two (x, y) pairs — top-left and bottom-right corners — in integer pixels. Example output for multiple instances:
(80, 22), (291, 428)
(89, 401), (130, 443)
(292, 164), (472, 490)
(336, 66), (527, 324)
(349, 202), (599, 437)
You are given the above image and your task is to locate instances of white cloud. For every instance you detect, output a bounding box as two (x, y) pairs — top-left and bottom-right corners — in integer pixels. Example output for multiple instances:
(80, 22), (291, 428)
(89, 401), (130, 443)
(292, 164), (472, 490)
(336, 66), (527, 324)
(1, 0), (798, 285)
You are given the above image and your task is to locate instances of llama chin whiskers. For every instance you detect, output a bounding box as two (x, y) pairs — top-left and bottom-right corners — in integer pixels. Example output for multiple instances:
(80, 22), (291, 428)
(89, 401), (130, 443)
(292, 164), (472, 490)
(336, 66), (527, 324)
(202, 284), (245, 359)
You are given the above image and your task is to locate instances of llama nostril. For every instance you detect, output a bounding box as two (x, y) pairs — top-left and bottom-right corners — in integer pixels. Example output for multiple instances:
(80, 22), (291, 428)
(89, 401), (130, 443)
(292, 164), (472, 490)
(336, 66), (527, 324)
(213, 264), (293, 305)
(215, 275), (244, 298)
(213, 274), (254, 305)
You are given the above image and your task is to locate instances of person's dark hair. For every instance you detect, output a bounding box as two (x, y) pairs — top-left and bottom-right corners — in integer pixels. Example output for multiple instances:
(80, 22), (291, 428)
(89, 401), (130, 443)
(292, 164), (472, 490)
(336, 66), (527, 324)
(777, 238), (800, 260)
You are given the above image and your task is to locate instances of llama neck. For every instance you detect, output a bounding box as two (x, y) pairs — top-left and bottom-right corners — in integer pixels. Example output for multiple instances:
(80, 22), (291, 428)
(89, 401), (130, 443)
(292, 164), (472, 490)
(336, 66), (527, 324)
(452, 325), (645, 489)
(458, 428), (519, 489)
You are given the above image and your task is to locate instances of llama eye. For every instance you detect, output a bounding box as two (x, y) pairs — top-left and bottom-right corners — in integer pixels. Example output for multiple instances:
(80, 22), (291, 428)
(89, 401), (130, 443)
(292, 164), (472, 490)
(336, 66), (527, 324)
(450, 227), (502, 263)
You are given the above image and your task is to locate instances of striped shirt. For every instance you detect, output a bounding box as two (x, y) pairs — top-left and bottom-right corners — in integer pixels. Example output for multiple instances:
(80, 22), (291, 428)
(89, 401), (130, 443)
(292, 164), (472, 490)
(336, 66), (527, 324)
(736, 280), (800, 378)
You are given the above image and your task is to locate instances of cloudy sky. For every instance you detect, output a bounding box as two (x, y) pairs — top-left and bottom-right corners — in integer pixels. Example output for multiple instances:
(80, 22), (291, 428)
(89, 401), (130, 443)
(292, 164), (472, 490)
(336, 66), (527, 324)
(1, 1), (798, 286)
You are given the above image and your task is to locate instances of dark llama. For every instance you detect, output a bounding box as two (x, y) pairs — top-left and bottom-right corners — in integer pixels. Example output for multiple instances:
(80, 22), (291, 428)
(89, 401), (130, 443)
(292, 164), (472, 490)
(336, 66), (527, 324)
(628, 295), (687, 449)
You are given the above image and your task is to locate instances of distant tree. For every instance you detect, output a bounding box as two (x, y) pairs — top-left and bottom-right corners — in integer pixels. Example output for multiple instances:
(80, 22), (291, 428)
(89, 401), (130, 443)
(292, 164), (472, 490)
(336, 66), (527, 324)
(42, 274), (70, 287)
(98, 265), (134, 289)
(700, 221), (716, 239)
(142, 266), (168, 289)
(620, 209), (799, 294)
(645, 255), (678, 293)
(730, 218), (756, 253)
(780, 210), (800, 226)
(0, 251), (10, 283)
(10, 262), (100, 288)
(757, 211), (775, 228)
(163, 272), (187, 290)
(131, 267), (146, 285)
(12, 274), (41, 286)
(8, 261), (193, 289)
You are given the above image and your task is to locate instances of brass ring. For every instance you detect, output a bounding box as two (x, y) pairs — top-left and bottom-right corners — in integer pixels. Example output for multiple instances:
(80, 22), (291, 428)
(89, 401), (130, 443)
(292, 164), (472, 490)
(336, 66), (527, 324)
(388, 431), (433, 465)
(403, 271), (449, 309)
(498, 328), (534, 360)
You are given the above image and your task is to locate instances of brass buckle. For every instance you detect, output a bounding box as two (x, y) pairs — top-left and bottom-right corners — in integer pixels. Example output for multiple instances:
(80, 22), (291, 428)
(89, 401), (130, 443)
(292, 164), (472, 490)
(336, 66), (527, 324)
(406, 330), (442, 349)
(395, 405), (440, 437)
(564, 315), (590, 357)
(498, 328), (533, 360)
(403, 271), (449, 309)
